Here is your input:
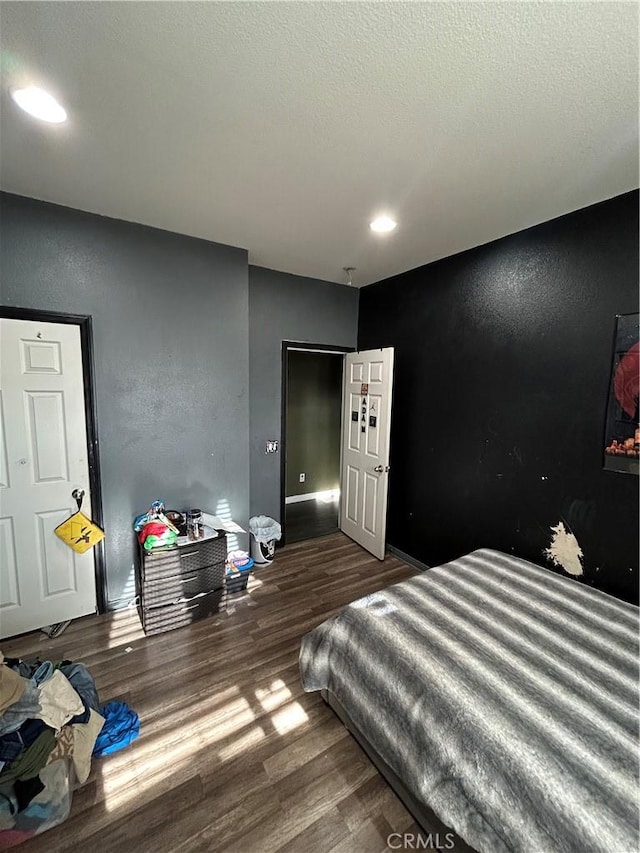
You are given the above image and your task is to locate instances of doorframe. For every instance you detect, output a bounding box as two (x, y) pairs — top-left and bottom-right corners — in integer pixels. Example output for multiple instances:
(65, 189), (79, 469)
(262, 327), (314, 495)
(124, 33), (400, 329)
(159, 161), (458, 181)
(280, 341), (354, 547)
(0, 306), (107, 614)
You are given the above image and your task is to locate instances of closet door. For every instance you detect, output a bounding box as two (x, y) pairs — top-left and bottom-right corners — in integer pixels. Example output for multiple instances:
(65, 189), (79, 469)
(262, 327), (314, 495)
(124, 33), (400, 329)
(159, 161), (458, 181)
(1, 318), (97, 638)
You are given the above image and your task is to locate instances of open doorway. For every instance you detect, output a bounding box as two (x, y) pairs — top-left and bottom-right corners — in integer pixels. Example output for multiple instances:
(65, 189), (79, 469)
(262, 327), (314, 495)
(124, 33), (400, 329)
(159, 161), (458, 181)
(281, 343), (351, 545)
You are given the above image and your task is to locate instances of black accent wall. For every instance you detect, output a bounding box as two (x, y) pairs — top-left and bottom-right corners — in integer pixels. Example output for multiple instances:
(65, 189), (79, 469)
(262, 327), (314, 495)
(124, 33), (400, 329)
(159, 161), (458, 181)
(358, 191), (639, 603)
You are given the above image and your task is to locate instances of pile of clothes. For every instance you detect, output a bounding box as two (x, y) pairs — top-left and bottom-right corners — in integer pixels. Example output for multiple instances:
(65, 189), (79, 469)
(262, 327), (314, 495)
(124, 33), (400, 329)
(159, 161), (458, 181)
(0, 653), (139, 849)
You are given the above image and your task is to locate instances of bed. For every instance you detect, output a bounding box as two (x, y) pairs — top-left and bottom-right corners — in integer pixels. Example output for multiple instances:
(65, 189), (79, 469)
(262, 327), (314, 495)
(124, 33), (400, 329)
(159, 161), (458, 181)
(299, 549), (639, 853)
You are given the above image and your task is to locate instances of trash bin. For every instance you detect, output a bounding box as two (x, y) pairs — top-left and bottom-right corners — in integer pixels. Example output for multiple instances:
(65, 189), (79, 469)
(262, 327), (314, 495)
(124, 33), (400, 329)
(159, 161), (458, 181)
(249, 515), (282, 565)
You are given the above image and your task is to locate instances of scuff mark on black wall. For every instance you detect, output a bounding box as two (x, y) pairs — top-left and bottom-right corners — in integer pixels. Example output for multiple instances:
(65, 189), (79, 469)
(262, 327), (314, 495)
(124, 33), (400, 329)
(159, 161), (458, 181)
(544, 522), (584, 576)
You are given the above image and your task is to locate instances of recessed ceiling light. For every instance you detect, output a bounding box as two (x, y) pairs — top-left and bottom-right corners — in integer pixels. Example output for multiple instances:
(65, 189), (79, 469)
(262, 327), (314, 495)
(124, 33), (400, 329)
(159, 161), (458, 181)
(10, 86), (67, 123)
(369, 215), (397, 233)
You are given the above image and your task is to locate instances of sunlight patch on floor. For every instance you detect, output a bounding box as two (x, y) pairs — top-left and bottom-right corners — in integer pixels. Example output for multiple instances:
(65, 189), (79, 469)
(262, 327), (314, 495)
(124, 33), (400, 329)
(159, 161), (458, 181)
(96, 543), (308, 816)
(99, 676), (310, 813)
(255, 679), (309, 735)
(103, 688), (249, 769)
(101, 692), (258, 811)
(105, 609), (146, 650)
(255, 678), (292, 712)
(316, 489), (340, 504)
(270, 701), (309, 734)
(217, 724), (267, 761)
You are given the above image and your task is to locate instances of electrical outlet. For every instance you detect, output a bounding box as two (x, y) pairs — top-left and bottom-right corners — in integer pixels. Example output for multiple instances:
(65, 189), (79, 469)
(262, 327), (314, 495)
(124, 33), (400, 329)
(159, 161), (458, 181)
(299, 473), (306, 483)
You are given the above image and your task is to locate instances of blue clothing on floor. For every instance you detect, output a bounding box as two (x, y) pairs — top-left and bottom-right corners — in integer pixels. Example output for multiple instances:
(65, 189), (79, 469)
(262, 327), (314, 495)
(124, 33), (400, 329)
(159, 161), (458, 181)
(92, 702), (139, 757)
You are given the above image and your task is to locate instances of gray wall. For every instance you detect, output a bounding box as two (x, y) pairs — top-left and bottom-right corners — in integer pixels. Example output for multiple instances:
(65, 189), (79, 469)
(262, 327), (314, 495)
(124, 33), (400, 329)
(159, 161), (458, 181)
(285, 352), (343, 497)
(249, 266), (359, 521)
(1, 192), (250, 608)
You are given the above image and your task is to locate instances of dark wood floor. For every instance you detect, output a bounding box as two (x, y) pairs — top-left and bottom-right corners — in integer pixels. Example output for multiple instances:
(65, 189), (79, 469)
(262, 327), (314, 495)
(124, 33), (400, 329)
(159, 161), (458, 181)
(284, 498), (339, 543)
(3, 533), (427, 853)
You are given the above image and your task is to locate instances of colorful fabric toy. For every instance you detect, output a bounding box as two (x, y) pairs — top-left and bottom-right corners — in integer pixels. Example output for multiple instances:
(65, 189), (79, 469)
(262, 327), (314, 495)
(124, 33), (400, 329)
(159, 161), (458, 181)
(138, 521), (177, 550)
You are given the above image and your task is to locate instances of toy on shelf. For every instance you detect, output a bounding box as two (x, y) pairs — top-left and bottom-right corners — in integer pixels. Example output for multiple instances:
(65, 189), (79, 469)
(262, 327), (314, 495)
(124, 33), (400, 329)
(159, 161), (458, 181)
(133, 500), (179, 550)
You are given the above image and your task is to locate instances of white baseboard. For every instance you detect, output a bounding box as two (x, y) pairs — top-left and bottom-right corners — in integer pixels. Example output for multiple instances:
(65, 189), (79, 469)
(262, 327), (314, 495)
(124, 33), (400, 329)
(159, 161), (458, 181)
(285, 489), (340, 505)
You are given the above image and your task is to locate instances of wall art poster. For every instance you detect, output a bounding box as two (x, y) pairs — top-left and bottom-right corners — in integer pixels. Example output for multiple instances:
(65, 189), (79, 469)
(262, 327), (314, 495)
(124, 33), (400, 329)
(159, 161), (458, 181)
(603, 313), (639, 475)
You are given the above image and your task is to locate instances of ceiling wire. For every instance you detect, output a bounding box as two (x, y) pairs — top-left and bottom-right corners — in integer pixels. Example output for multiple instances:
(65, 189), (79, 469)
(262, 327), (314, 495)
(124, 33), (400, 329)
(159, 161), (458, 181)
(343, 266), (356, 286)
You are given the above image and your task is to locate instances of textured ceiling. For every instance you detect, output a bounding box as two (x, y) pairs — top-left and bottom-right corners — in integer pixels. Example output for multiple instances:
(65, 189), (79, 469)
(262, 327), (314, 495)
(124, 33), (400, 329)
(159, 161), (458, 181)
(0, 2), (638, 287)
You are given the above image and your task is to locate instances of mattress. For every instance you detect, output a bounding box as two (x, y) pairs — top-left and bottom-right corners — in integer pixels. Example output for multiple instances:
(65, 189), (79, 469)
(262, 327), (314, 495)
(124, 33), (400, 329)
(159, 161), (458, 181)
(299, 549), (639, 853)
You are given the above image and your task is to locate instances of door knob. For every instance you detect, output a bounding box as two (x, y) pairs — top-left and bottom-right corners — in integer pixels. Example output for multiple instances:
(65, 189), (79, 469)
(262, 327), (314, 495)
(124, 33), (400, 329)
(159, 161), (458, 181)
(373, 465), (384, 473)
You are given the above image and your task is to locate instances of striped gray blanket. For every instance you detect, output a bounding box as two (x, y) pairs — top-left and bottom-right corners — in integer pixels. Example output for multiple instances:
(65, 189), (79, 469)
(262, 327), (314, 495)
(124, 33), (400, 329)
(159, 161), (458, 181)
(299, 549), (639, 853)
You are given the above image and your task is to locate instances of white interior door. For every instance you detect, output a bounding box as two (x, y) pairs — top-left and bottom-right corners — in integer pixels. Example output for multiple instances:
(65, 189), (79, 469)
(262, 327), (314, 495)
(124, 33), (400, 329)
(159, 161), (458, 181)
(340, 347), (394, 559)
(0, 318), (97, 638)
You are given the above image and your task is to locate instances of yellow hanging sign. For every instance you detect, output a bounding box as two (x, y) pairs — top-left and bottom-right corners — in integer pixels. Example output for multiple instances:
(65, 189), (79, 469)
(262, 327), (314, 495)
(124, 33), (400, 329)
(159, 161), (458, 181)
(54, 511), (105, 554)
